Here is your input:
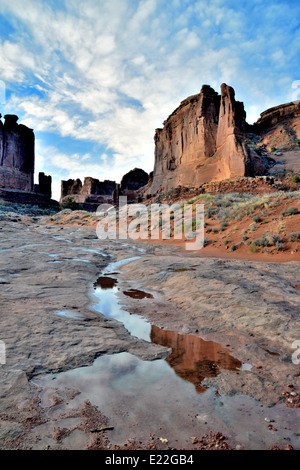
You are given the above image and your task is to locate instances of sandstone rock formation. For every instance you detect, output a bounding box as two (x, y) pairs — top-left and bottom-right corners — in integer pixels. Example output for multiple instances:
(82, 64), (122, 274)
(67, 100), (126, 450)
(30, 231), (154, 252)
(113, 167), (149, 202)
(120, 167), (149, 193)
(144, 84), (268, 196)
(0, 114), (35, 191)
(34, 172), (52, 198)
(60, 177), (117, 209)
(0, 113), (56, 207)
(253, 100), (300, 151)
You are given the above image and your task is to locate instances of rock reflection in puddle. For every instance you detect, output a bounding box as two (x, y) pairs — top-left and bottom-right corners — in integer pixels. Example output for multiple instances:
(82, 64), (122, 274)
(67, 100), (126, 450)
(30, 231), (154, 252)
(264, 349), (281, 357)
(33, 351), (299, 450)
(93, 262), (243, 391)
(94, 276), (118, 289)
(150, 325), (242, 393)
(123, 288), (153, 299)
(94, 276), (151, 342)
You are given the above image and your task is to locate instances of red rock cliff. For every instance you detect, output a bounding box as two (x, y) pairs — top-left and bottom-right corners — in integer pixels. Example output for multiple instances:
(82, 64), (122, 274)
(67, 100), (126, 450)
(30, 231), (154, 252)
(147, 84), (266, 195)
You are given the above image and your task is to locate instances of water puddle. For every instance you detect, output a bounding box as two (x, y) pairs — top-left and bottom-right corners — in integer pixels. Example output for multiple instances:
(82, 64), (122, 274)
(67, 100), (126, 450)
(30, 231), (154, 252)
(32, 255), (299, 450)
(265, 349), (281, 357)
(150, 325), (241, 393)
(54, 310), (86, 320)
(33, 350), (299, 450)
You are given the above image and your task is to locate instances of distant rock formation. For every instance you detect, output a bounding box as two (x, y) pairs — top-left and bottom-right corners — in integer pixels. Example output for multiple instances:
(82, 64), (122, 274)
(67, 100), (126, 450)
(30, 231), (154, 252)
(254, 100), (300, 131)
(252, 100), (300, 152)
(113, 168), (149, 203)
(60, 177), (117, 210)
(144, 84), (268, 196)
(34, 172), (52, 198)
(0, 113), (56, 207)
(0, 114), (35, 191)
(120, 167), (149, 192)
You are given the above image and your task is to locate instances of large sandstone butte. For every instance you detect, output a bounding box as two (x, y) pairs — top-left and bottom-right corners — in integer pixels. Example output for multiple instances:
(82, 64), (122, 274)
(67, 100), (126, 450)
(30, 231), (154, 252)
(0, 114), (35, 191)
(145, 84), (300, 195)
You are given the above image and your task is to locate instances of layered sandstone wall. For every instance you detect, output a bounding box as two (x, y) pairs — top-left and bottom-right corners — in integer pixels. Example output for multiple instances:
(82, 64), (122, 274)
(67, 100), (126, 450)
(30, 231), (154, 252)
(61, 177), (116, 200)
(60, 177), (117, 209)
(0, 114), (35, 191)
(147, 84), (266, 195)
(254, 101), (300, 131)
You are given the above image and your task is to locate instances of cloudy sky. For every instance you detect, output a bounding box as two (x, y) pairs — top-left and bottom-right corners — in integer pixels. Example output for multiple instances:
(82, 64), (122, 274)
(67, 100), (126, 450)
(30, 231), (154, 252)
(0, 0), (299, 200)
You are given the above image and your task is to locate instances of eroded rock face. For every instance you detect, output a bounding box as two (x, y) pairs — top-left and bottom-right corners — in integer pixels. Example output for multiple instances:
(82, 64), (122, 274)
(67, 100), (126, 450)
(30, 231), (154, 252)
(254, 101), (300, 131)
(0, 114), (35, 191)
(60, 177), (117, 209)
(253, 100), (300, 152)
(146, 84), (266, 195)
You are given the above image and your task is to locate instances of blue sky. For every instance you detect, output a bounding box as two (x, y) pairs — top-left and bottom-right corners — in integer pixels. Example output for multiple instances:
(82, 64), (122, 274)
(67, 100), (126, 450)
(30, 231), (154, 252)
(0, 0), (299, 201)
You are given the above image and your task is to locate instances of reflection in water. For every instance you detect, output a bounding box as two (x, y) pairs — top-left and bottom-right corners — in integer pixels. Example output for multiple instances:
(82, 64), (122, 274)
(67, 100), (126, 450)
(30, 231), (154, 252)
(151, 325), (242, 393)
(94, 276), (151, 341)
(93, 258), (242, 392)
(94, 276), (118, 289)
(265, 349), (280, 357)
(123, 289), (153, 299)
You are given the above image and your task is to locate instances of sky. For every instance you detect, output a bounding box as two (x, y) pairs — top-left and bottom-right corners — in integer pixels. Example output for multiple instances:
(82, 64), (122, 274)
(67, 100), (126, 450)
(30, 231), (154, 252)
(0, 0), (299, 201)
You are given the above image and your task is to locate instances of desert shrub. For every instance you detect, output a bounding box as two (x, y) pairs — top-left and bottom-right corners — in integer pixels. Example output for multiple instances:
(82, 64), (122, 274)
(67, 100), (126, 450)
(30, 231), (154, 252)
(253, 214), (262, 223)
(253, 233), (283, 247)
(206, 206), (217, 218)
(230, 244), (239, 252)
(281, 206), (299, 217)
(292, 174), (300, 184)
(249, 243), (258, 253)
(288, 232), (300, 242)
(270, 147), (276, 152)
(276, 241), (285, 250)
(249, 222), (257, 233)
(59, 197), (78, 211)
(220, 222), (229, 231)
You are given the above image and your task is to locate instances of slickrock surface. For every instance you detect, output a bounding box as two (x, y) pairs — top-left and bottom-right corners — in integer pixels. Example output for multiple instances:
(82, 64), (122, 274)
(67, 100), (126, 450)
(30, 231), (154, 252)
(0, 218), (299, 449)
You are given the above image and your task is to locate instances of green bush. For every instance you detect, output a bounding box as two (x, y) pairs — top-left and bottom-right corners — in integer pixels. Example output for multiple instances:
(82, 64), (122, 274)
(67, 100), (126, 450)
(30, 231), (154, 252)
(59, 197), (78, 211)
(270, 147), (276, 152)
(292, 174), (300, 184)
(252, 233), (283, 248)
(249, 243), (258, 253)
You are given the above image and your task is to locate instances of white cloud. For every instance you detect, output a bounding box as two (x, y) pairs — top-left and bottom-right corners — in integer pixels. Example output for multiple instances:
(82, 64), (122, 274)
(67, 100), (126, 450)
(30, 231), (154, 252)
(1, 0), (299, 193)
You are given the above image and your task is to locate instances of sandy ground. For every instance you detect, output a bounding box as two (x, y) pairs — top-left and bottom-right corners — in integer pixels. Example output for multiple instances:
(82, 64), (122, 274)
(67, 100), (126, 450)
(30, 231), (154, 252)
(0, 218), (299, 450)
